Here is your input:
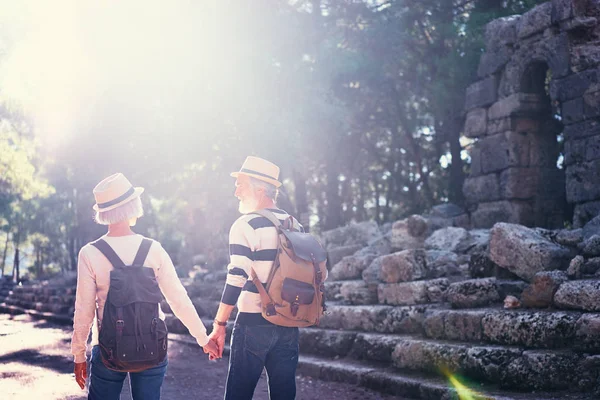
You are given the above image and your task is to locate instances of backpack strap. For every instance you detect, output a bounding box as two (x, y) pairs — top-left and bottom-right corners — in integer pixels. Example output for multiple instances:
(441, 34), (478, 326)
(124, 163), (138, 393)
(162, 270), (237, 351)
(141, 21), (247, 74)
(132, 238), (153, 267)
(252, 209), (283, 228)
(91, 239), (126, 268)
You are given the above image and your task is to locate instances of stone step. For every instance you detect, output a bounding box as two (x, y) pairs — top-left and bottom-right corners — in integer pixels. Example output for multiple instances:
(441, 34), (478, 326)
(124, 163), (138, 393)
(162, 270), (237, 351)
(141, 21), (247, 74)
(296, 354), (587, 400)
(423, 307), (600, 351)
(299, 328), (594, 392)
(0, 302), (72, 324)
(319, 303), (433, 334)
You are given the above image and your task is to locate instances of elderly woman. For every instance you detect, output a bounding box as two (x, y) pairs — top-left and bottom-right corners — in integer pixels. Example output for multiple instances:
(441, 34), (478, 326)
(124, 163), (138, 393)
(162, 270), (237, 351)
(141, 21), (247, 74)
(71, 173), (218, 400)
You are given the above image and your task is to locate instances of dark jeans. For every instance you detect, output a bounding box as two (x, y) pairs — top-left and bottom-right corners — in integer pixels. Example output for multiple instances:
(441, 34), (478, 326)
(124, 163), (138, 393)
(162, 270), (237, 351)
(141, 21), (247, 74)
(225, 323), (299, 400)
(88, 345), (168, 400)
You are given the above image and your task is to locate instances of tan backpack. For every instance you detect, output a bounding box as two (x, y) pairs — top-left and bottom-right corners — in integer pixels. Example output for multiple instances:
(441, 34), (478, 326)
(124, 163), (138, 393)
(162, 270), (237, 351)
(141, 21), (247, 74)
(249, 209), (328, 327)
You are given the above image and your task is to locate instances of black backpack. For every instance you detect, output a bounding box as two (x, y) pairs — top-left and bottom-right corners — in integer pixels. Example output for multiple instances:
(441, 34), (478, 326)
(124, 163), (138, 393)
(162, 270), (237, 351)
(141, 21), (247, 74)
(91, 238), (168, 372)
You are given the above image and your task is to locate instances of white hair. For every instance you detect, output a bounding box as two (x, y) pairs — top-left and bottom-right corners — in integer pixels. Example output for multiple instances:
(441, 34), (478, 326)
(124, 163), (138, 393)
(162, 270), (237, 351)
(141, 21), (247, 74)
(249, 177), (278, 202)
(95, 196), (144, 225)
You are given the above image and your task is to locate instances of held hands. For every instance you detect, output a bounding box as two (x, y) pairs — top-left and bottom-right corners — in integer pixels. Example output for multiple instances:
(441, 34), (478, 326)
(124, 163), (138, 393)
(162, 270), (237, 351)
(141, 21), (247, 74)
(203, 338), (220, 360)
(74, 361), (87, 389)
(205, 324), (226, 360)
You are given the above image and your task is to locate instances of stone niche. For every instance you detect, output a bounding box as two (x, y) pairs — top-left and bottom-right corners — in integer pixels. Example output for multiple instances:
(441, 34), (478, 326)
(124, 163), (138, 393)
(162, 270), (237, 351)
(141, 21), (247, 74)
(463, 0), (600, 229)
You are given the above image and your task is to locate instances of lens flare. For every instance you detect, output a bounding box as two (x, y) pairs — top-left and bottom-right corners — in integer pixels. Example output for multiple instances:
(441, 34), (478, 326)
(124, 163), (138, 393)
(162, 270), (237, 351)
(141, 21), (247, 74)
(441, 367), (490, 400)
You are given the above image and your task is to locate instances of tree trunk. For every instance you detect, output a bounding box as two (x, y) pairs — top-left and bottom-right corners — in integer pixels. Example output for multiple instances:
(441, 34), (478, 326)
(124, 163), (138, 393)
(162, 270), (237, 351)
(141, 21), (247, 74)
(324, 161), (342, 230)
(13, 247), (19, 284)
(356, 177), (366, 222)
(373, 172), (381, 224)
(293, 169), (310, 231)
(1, 232), (9, 277)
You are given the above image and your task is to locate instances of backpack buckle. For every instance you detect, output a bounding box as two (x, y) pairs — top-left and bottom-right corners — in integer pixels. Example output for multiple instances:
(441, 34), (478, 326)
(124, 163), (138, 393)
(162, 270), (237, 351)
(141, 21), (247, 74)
(116, 320), (125, 334)
(265, 303), (277, 316)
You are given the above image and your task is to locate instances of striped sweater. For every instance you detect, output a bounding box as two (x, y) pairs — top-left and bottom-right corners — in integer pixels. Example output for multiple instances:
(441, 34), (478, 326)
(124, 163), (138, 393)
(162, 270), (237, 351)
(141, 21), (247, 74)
(220, 208), (304, 319)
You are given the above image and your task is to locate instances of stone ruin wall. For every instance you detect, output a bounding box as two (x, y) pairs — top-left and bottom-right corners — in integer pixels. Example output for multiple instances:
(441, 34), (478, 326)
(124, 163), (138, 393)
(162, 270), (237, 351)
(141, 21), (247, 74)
(462, 0), (600, 229)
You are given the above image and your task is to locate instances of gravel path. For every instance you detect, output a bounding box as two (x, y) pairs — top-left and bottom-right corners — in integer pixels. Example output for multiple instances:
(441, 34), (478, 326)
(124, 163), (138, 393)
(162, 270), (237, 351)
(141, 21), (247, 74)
(0, 314), (406, 400)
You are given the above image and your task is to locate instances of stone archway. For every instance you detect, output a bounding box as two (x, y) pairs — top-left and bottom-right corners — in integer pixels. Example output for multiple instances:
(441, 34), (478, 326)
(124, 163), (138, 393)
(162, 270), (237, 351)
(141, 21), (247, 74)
(462, 0), (600, 228)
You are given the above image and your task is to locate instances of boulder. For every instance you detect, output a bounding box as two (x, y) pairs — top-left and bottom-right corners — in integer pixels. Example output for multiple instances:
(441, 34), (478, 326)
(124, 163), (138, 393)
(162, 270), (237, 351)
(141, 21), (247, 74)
(521, 271), (568, 308)
(554, 280), (600, 311)
(580, 234), (600, 257)
(582, 214), (600, 240)
(489, 223), (571, 281)
(455, 229), (490, 255)
(446, 278), (500, 309)
(425, 250), (461, 278)
(320, 220), (381, 250)
(390, 217), (427, 252)
(555, 228), (584, 247)
(330, 253), (377, 281)
(327, 244), (364, 267)
(378, 250), (427, 283)
(425, 227), (470, 253)
(567, 255), (584, 279)
(468, 252), (497, 278)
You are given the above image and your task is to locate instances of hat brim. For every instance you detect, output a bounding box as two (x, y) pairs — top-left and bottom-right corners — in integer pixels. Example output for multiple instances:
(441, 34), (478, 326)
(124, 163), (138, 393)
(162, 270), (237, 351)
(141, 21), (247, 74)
(231, 172), (282, 188)
(93, 187), (145, 212)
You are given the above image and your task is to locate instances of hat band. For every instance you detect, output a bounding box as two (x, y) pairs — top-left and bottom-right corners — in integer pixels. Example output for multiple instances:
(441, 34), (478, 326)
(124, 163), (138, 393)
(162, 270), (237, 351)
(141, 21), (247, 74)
(239, 168), (277, 181)
(97, 187), (135, 210)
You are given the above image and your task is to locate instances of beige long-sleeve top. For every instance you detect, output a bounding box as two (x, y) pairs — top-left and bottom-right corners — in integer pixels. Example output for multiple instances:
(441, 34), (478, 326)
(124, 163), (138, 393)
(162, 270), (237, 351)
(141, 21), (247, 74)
(71, 234), (209, 363)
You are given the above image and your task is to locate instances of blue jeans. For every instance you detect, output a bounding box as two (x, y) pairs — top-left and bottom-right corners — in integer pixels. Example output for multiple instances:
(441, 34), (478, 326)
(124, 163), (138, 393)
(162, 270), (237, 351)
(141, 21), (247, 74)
(88, 345), (168, 400)
(225, 323), (299, 400)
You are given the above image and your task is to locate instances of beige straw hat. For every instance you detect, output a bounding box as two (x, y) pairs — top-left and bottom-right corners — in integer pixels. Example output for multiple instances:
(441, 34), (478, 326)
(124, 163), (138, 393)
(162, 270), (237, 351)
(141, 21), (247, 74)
(92, 173), (144, 212)
(230, 156), (282, 188)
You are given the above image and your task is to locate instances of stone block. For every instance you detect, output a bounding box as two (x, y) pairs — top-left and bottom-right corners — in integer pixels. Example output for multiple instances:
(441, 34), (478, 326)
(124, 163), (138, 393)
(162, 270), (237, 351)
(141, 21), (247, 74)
(521, 271), (568, 308)
(571, 43), (600, 73)
(424, 227), (469, 253)
(377, 279), (449, 306)
(317, 304), (427, 334)
(463, 175), (501, 204)
(349, 333), (404, 363)
(554, 279), (600, 311)
(501, 350), (579, 390)
(482, 310), (580, 348)
(339, 280), (378, 305)
(487, 93), (549, 120)
(499, 167), (540, 199)
(566, 159), (600, 203)
(468, 253), (497, 278)
(477, 46), (513, 78)
(516, 2), (552, 39)
(574, 313), (600, 351)
(375, 249), (427, 283)
(464, 108), (487, 138)
(299, 328), (356, 358)
(551, 68), (600, 102)
(495, 279), (528, 299)
(484, 15), (520, 49)
(327, 244), (364, 267)
(390, 218), (426, 252)
(444, 310), (486, 341)
(423, 309), (446, 339)
(324, 281), (342, 301)
(468, 145), (483, 176)
(320, 220), (381, 250)
(574, 200), (600, 228)
(581, 234), (600, 256)
(471, 201), (535, 229)
(330, 253), (377, 281)
(564, 119), (600, 141)
(465, 76), (498, 111)
(425, 250), (461, 278)
(562, 97), (586, 124)
(446, 278), (500, 309)
(490, 223), (572, 281)
(564, 137), (586, 166)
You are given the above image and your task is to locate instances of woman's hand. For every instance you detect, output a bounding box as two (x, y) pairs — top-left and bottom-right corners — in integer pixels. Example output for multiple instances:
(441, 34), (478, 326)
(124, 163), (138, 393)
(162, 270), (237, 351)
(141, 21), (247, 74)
(203, 338), (221, 360)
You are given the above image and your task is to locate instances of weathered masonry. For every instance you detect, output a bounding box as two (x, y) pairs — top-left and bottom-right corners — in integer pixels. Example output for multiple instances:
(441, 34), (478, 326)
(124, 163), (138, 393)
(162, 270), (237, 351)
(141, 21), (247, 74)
(463, 0), (600, 229)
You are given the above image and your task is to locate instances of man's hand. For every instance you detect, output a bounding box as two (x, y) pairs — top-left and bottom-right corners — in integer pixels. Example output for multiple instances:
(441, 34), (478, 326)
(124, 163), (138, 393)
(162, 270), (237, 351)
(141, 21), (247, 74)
(74, 362), (87, 389)
(202, 339), (220, 360)
(207, 324), (226, 359)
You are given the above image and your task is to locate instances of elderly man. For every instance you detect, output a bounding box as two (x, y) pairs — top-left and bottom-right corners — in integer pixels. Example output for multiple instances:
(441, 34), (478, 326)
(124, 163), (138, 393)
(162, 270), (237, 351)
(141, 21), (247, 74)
(209, 156), (305, 400)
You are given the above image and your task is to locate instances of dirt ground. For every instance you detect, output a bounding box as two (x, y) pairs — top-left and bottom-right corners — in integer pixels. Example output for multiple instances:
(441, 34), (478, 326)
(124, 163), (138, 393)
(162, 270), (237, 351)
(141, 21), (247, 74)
(0, 314), (406, 400)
